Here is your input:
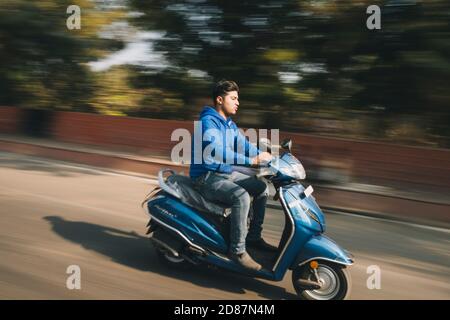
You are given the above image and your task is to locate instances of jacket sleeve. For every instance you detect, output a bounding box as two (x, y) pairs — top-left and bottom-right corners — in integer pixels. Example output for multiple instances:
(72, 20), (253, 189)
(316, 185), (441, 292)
(236, 129), (261, 161)
(202, 119), (254, 166)
(226, 131), (253, 166)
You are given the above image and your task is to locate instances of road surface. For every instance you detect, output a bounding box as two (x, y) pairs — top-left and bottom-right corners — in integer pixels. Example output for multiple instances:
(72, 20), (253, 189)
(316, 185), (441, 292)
(0, 152), (449, 299)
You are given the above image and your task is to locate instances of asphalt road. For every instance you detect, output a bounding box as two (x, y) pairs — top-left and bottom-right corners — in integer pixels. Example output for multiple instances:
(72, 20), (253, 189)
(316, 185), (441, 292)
(0, 152), (449, 300)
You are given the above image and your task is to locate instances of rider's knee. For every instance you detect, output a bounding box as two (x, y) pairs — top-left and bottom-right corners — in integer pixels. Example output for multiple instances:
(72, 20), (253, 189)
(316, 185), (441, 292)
(256, 183), (269, 199)
(232, 189), (251, 208)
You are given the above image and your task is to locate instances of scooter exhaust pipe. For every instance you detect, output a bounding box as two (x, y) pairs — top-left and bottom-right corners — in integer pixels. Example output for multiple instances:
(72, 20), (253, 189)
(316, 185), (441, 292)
(150, 237), (180, 257)
(150, 236), (204, 265)
(150, 227), (207, 261)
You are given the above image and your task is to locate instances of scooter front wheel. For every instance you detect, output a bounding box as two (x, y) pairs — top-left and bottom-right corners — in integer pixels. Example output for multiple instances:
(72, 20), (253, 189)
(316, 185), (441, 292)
(292, 261), (352, 300)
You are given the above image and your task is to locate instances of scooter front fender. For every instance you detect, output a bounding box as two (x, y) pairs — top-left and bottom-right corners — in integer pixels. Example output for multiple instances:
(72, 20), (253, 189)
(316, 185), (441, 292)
(290, 234), (354, 269)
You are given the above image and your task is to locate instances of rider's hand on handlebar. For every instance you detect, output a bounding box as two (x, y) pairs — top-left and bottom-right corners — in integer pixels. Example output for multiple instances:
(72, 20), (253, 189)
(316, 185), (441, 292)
(251, 152), (272, 166)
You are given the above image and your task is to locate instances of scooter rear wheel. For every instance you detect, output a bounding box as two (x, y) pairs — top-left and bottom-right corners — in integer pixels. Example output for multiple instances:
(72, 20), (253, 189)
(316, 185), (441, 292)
(292, 261), (352, 300)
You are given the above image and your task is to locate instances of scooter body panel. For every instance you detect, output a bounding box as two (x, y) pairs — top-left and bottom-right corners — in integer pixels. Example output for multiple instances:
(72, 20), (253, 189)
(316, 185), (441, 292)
(270, 185), (323, 280)
(271, 184), (353, 279)
(147, 194), (228, 253)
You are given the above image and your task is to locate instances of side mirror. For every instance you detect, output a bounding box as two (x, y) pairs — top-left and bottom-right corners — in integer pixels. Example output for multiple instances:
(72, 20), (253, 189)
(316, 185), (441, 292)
(281, 138), (292, 152)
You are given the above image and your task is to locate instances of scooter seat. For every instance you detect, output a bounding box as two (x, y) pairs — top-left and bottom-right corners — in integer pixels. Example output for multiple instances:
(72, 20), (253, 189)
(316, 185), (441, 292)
(158, 169), (231, 218)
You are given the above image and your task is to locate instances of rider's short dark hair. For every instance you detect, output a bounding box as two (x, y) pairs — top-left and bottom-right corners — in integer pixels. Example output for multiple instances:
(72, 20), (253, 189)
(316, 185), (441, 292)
(212, 80), (239, 105)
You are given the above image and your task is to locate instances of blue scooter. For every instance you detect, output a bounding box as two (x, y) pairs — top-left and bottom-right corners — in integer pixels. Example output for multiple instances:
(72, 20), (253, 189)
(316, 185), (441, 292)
(141, 139), (354, 300)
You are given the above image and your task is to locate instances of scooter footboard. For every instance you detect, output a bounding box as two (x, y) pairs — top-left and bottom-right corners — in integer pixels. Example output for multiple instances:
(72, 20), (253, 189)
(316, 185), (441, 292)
(290, 235), (354, 269)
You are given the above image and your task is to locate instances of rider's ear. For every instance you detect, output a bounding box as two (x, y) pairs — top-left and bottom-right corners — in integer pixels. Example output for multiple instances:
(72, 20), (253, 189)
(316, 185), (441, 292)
(216, 95), (223, 106)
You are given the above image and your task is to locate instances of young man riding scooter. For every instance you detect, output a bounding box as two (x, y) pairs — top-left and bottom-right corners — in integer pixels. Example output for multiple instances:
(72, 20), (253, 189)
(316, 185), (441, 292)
(189, 79), (276, 272)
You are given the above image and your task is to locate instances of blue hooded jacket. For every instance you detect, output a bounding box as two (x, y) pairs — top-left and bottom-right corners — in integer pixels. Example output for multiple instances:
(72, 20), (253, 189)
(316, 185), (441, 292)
(189, 106), (261, 179)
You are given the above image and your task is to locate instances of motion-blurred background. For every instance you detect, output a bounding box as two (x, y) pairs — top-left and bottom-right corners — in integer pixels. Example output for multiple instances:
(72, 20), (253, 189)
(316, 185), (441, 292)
(1, 0), (449, 145)
(0, 0), (449, 299)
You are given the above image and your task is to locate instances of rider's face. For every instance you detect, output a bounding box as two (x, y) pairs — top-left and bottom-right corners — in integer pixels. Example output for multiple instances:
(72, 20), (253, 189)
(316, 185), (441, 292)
(217, 91), (239, 116)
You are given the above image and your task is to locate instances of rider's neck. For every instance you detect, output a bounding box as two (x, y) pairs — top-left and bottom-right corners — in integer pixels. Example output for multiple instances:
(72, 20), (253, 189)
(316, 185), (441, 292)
(215, 106), (228, 121)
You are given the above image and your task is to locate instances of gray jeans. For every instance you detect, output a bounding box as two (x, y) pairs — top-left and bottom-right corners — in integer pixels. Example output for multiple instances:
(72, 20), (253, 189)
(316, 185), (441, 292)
(194, 171), (269, 254)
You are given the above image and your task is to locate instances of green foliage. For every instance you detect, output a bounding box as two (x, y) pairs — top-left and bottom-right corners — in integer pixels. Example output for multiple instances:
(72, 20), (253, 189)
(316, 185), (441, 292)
(126, 0), (450, 147)
(0, 0), (124, 111)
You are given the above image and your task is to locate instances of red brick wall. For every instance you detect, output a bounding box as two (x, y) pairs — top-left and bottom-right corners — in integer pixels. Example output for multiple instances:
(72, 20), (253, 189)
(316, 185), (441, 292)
(0, 107), (23, 134)
(286, 133), (450, 188)
(50, 111), (193, 156)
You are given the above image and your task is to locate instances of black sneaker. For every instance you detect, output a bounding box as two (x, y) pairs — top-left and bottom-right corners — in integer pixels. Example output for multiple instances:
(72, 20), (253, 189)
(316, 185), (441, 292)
(247, 238), (278, 252)
(229, 251), (262, 271)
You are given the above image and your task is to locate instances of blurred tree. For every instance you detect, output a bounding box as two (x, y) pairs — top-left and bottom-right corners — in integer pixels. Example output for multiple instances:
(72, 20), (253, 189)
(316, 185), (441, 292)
(1, 0), (449, 146)
(90, 66), (142, 116)
(128, 0), (299, 127)
(125, 0), (450, 147)
(349, 0), (450, 145)
(0, 0), (125, 111)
